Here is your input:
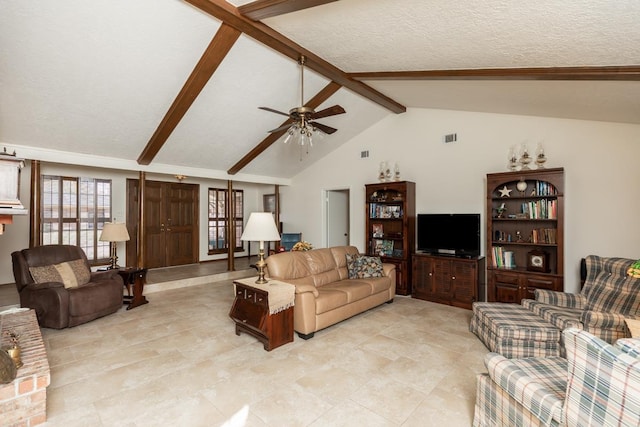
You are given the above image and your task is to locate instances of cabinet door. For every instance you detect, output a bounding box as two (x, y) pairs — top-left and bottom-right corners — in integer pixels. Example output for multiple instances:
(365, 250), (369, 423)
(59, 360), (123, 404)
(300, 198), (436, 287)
(412, 256), (433, 299)
(432, 259), (452, 301)
(451, 260), (477, 309)
(490, 271), (521, 303)
(394, 260), (408, 295)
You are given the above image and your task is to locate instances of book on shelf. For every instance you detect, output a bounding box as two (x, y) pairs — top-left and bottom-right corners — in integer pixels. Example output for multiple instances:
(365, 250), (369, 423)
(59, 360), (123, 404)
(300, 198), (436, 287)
(492, 246), (516, 268)
(534, 181), (557, 197)
(521, 199), (557, 219)
(531, 228), (556, 244)
(369, 203), (403, 219)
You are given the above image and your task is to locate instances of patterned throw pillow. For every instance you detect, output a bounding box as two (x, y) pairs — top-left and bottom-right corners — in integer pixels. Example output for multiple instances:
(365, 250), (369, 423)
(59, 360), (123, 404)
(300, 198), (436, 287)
(29, 259), (90, 289)
(345, 253), (360, 279)
(352, 255), (383, 279)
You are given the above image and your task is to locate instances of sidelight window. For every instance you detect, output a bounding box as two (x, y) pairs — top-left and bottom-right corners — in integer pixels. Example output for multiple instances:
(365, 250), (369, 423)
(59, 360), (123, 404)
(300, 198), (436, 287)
(208, 188), (243, 254)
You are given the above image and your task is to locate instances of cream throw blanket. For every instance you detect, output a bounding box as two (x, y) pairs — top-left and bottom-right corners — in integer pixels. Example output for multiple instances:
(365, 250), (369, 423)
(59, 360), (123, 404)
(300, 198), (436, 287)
(234, 278), (295, 314)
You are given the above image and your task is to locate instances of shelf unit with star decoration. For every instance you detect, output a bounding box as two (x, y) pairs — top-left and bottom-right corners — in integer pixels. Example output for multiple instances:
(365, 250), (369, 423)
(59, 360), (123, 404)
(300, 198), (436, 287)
(486, 167), (564, 303)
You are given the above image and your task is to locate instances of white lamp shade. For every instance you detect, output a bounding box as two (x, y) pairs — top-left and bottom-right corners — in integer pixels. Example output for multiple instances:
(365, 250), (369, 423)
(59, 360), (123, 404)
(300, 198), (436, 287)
(99, 222), (130, 242)
(240, 212), (281, 242)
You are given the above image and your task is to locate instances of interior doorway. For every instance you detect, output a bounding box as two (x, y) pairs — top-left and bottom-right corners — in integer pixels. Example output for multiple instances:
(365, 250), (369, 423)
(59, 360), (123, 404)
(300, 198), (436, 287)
(325, 189), (350, 247)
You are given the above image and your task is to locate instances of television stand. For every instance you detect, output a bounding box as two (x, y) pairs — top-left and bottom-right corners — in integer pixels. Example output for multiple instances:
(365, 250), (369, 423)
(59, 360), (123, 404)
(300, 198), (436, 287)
(412, 253), (485, 309)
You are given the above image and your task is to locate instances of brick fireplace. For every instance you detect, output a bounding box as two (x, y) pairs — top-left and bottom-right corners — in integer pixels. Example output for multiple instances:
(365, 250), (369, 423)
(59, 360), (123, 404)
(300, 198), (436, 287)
(0, 309), (50, 426)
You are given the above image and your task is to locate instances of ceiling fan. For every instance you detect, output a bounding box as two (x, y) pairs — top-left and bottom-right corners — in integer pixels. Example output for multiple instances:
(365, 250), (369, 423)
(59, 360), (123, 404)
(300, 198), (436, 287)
(259, 55), (346, 145)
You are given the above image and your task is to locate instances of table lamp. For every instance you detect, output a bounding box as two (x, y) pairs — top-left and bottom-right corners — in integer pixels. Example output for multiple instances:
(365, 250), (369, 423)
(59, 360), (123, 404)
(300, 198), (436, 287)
(99, 222), (130, 269)
(240, 212), (281, 284)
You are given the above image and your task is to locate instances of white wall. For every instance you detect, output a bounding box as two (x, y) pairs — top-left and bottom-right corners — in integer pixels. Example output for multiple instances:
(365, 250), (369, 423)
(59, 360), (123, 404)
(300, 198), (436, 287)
(0, 163), (274, 284)
(281, 108), (640, 294)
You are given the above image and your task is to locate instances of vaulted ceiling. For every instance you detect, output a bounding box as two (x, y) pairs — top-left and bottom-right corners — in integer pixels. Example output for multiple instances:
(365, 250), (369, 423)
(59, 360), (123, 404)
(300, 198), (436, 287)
(1, 0), (639, 183)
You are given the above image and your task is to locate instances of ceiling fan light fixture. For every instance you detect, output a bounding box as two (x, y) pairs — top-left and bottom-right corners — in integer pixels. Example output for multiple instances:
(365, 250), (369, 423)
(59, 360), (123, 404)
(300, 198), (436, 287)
(258, 54), (346, 152)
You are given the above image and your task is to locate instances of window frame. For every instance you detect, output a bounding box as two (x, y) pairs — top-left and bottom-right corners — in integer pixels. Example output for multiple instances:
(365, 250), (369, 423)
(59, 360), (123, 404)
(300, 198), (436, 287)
(208, 188), (243, 255)
(41, 175), (112, 265)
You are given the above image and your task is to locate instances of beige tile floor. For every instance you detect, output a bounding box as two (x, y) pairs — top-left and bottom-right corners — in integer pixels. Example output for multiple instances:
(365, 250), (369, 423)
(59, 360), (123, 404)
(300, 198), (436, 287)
(36, 278), (490, 426)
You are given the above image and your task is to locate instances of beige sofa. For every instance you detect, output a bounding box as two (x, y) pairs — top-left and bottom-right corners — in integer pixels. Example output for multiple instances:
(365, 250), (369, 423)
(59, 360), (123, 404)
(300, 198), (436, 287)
(265, 246), (396, 339)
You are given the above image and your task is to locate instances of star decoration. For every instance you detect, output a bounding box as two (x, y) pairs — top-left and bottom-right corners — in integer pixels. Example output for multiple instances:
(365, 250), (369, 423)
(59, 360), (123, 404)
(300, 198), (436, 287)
(499, 186), (512, 197)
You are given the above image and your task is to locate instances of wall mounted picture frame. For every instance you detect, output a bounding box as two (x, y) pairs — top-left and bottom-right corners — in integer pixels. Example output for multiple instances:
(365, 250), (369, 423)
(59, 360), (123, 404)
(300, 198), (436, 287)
(263, 194), (276, 214)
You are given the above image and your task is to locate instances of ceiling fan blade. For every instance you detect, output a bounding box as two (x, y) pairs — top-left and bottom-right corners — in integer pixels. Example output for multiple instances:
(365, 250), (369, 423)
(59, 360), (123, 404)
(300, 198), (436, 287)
(259, 106), (290, 117)
(310, 105), (346, 120)
(268, 123), (293, 133)
(311, 122), (338, 134)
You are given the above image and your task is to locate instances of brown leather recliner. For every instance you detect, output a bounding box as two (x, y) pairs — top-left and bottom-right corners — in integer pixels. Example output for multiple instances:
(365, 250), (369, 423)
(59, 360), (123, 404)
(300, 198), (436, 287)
(11, 245), (124, 329)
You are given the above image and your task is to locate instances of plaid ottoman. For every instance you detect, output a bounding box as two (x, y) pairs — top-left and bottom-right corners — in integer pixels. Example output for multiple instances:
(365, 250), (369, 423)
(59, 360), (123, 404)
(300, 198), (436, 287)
(470, 302), (562, 358)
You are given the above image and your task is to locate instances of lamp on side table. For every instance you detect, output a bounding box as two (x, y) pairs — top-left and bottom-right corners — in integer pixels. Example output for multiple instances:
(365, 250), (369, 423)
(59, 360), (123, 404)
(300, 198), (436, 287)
(240, 212), (281, 284)
(99, 222), (130, 269)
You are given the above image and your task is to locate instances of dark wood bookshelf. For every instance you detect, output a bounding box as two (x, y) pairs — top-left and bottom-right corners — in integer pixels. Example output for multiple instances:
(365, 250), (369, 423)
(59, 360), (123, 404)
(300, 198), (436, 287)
(486, 167), (564, 303)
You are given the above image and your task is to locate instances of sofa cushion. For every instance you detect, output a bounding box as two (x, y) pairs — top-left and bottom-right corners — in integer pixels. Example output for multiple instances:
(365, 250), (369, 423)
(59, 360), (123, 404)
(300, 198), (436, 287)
(29, 259), (90, 289)
(322, 280), (373, 303)
(584, 271), (640, 315)
(485, 352), (567, 425)
(315, 288), (349, 314)
(523, 300), (584, 330)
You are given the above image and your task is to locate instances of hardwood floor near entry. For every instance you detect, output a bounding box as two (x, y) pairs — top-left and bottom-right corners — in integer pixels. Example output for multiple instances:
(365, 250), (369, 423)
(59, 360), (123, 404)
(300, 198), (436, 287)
(126, 179), (199, 269)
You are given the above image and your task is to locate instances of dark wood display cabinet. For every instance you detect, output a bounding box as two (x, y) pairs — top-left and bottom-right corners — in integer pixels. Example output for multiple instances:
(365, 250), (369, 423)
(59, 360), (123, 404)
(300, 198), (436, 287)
(412, 253), (485, 309)
(486, 167), (564, 303)
(365, 181), (415, 295)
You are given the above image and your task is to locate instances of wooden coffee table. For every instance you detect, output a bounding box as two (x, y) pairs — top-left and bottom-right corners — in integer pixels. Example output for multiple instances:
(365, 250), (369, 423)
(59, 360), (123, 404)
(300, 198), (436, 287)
(229, 279), (294, 351)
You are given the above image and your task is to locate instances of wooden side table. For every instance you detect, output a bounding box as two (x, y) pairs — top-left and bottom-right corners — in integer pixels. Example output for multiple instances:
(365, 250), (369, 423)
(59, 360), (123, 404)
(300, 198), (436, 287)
(117, 267), (148, 310)
(229, 279), (294, 351)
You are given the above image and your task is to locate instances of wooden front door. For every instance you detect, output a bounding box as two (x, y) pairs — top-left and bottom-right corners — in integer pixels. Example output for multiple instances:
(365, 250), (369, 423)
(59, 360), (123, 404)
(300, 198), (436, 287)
(126, 179), (199, 269)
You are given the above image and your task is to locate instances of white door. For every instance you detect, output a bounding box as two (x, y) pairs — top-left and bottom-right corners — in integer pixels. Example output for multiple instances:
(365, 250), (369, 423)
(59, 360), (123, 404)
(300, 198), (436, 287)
(326, 190), (349, 247)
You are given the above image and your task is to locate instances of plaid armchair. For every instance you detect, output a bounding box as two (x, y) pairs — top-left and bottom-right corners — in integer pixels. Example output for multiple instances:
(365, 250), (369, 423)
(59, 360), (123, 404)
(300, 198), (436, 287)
(474, 328), (640, 426)
(522, 255), (639, 343)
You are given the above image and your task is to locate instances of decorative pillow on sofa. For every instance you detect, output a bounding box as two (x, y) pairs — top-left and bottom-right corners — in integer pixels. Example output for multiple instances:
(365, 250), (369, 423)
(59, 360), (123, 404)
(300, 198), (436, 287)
(29, 259), (91, 289)
(351, 255), (383, 279)
(346, 253), (360, 279)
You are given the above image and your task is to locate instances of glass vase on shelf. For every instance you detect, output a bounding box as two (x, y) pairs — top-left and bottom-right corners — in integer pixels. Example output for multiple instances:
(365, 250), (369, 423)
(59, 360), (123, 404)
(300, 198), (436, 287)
(394, 163), (400, 181)
(385, 162), (392, 182)
(378, 162), (385, 182)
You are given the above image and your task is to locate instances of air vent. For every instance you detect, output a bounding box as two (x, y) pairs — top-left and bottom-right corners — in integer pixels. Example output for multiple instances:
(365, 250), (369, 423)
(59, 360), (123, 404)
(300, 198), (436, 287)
(444, 133), (457, 143)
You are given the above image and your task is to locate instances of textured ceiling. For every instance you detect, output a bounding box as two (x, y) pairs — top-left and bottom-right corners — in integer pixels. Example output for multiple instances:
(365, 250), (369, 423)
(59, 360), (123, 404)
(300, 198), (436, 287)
(1, 0), (639, 182)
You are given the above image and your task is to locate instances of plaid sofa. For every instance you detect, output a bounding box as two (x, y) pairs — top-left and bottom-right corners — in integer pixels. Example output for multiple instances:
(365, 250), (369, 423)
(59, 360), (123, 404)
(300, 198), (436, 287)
(474, 328), (640, 427)
(522, 255), (640, 344)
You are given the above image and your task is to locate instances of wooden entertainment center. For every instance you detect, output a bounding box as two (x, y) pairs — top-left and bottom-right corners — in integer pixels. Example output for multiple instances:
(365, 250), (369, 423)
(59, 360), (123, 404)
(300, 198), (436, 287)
(412, 253), (485, 309)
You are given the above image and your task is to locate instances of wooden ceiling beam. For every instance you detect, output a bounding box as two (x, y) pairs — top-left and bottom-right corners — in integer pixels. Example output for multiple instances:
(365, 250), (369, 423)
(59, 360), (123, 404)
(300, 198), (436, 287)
(137, 23), (241, 165)
(184, 0), (405, 114)
(238, 0), (339, 21)
(348, 66), (640, 81)
(227, 81), (341, 175)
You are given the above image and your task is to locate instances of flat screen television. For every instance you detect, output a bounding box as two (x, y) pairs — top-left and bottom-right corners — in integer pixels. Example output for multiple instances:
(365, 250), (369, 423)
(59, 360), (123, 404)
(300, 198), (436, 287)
(417, 213), (481, 258)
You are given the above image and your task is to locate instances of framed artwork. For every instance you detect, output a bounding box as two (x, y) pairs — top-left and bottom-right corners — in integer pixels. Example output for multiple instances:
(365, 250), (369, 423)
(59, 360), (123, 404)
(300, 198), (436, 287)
(372, 223), (383, 237)
(263, 194), (276, 214)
